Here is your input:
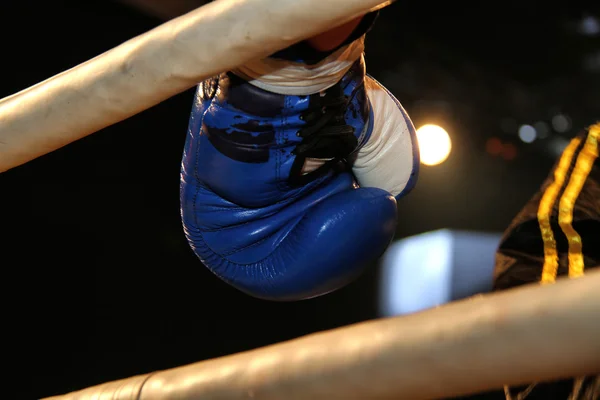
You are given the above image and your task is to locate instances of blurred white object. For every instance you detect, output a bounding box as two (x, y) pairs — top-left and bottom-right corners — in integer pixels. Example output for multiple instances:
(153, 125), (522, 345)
(379, 229), (502, 317)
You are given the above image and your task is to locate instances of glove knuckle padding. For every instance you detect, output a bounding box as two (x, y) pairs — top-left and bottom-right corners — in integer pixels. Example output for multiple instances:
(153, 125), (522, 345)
(181, 172), (397, 301)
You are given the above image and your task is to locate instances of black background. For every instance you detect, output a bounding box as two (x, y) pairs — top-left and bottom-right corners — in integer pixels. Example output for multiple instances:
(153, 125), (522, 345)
(0, 1), (598, 398)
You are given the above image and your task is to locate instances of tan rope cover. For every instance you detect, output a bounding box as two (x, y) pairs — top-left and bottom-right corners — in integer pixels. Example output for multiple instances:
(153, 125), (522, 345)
(0, 0), (392, 173)
(45, 270), (600, 400)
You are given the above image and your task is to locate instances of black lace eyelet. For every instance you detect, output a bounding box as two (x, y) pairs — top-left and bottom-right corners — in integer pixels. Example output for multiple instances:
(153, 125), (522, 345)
(296, 131), (302, 137)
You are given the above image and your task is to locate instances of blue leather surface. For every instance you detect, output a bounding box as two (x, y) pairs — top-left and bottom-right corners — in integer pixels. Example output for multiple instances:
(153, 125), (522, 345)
(180, 59), (403, 300)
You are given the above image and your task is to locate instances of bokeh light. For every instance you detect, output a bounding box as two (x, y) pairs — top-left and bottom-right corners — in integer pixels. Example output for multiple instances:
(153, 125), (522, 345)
(416, 124), (452, 166)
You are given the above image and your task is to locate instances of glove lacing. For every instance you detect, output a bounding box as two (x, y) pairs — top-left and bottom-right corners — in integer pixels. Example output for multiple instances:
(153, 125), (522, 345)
(294, 92), (357, 157)
(289, 85), (358, 185)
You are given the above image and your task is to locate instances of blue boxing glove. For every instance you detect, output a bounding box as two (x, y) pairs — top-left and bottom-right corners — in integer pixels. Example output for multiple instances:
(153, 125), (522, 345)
(180, 38), (419, 301)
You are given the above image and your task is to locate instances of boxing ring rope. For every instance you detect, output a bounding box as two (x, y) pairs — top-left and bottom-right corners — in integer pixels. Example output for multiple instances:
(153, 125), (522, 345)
(0, 0), (392, 173)
(0, 0), (597, 398)
(44, 271), (600, 400)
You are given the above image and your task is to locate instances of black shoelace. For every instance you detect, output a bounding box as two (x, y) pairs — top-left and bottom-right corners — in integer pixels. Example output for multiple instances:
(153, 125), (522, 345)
(292, 90), (357, 160)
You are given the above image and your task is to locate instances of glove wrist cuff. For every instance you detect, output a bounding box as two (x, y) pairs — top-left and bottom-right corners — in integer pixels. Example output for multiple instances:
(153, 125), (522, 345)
(232, 37), (365, 96)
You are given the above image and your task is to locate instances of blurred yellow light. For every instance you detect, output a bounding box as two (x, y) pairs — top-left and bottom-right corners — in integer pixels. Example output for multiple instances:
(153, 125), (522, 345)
(416, 124), (452, 166)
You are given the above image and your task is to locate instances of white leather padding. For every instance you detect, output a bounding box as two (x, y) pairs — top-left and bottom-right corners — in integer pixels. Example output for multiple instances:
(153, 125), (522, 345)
(352, 77), (417, 198)
(232, 37), (365, 96)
